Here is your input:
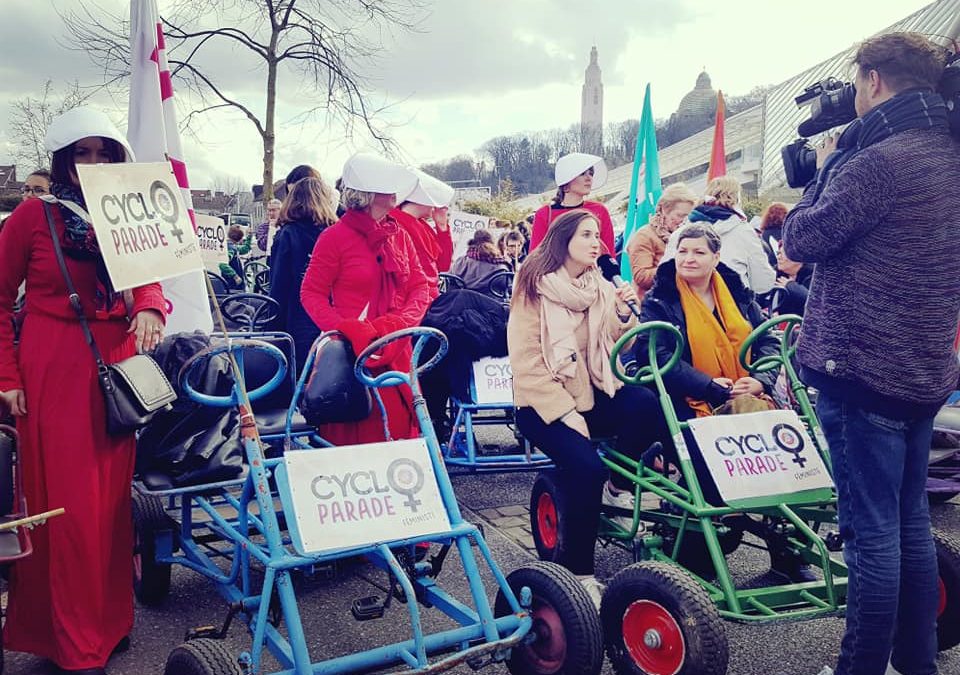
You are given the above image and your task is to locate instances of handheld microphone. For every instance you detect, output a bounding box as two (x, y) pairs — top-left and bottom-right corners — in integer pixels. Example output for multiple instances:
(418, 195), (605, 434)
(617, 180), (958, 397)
(597, 254), (641, 318)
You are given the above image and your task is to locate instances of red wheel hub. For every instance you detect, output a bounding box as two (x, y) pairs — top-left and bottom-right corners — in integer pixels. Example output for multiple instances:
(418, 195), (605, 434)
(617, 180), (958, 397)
(622, 599), (685, 675)
(517, 599), (567, 674)
(537, 493), (558, 550)
(938, 577), (947, 618)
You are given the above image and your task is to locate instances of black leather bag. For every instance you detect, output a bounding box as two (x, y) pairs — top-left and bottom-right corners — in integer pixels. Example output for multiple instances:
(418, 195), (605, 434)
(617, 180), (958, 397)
(43, 202), (176, 436)
(301, 333), (371, 425)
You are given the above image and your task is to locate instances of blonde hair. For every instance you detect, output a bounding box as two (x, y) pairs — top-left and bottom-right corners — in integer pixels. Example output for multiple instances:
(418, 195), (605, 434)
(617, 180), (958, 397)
(657, 183), (697, 213)
(702, 176), (741, 210)
(340, 187), (375, 211)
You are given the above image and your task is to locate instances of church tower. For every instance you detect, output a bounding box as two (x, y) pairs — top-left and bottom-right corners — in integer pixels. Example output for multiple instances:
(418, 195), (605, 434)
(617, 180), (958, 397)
(580, 46), (603, 155)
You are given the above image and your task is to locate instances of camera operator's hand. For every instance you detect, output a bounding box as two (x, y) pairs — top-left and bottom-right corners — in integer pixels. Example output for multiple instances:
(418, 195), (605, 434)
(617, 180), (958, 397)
(815, 134), (839, 168)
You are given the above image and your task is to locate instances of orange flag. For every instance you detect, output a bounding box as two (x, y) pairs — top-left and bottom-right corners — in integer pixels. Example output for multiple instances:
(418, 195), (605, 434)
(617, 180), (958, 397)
(707, 90), (726, 181)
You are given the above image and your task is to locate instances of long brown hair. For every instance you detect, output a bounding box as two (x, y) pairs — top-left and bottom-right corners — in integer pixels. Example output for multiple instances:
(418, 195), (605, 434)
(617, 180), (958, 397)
(513, 208), (597, 305)
(279, 176), (337, 227)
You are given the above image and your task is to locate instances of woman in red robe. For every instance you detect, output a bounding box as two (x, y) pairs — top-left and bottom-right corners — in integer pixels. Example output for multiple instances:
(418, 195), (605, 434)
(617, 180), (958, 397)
(0, 108), (167, 674)
(529, 152), (616, 255)
(389, 170), (455, 301)
(300, 153), (430, 445)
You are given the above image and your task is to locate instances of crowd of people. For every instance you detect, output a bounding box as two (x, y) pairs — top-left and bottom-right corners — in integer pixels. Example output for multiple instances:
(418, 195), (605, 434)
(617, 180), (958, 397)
(0, 30), (956, 675)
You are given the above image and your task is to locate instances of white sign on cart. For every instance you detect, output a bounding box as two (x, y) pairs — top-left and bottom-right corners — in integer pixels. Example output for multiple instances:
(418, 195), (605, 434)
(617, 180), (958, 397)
(279, 438), (451, 555)
(687, 409), (834, 504)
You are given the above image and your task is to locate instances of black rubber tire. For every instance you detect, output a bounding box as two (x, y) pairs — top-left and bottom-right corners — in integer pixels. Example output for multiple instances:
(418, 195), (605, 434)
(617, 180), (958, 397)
(530, 471), (580, 571)
(164, 639), (242, 675)
(601, 562), (728, 675)
(494, 561), (604, 675)
(132, 491), (173, 607)
(935, 530), (960, 651)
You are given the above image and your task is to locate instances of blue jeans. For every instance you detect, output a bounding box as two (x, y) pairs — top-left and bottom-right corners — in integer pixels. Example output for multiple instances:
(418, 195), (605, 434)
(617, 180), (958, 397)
(817, 392), (939, 675)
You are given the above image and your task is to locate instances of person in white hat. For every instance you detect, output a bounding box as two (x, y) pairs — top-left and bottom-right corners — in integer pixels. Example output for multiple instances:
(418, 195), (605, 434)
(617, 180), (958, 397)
(389, 169), (456, 300)
(0, 106), (166, 673)
(529, 152), (615, 255)
(300, 153), (430, 445)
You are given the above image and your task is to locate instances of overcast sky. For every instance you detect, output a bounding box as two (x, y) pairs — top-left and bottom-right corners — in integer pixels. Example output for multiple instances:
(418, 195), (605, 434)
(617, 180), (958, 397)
(0, 0), (939, 191)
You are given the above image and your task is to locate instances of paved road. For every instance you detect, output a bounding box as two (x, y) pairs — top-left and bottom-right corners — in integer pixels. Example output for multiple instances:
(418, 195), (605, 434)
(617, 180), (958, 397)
(5, 438), (960, 675)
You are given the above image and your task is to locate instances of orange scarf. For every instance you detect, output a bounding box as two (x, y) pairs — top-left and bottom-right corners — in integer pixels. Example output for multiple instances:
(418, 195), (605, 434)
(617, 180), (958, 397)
(677, 272), (752, 417)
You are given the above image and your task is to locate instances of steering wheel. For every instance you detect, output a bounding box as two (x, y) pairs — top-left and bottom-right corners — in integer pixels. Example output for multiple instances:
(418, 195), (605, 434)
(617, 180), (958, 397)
(219, 293), (280, 331)
(486, 270), (514, 302)
(438, 273), (465, 294)
(738, 313), (803, 374)
(610, 321), (685, 386)
(354, 327), (448, 389)
(179, 339), (288, 407)
(243, 260), (270, 292)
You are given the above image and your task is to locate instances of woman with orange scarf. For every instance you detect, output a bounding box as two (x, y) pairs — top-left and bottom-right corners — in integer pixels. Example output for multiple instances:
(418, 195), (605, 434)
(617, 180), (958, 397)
(635, 223), (815, 582)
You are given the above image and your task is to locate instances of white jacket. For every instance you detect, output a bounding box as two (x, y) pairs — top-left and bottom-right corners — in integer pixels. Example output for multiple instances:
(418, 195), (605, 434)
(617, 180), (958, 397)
(662, 214), (776, 294)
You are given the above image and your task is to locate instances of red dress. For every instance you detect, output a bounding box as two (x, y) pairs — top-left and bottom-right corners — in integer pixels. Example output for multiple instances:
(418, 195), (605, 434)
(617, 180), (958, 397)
(300, 209), (431, 445)
(390, 208), (453, 301)
(0, 198), (167, 669)
(529, 200), (616, 255)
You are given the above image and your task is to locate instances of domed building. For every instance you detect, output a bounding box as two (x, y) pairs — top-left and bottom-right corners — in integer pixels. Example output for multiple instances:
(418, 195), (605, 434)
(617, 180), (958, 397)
(664, 70), (718, 146)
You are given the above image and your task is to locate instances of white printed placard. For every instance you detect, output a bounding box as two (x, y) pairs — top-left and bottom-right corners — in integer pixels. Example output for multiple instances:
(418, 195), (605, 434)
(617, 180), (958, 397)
(687, 409), (833, 503)
(449, 210), (493, 259)
(195, 214), (229, 271)
(281, 438), (451, 554)
(76, 162), (203, 291)
(472, 356), (513, 405)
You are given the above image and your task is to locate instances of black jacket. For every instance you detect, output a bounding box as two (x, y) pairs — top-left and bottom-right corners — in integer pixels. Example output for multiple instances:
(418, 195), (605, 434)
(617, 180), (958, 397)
(634, 260), (780, 408)
(269, 218), (325, 373)
(775, 264), (813, 317)
(421, 288), (509, 400)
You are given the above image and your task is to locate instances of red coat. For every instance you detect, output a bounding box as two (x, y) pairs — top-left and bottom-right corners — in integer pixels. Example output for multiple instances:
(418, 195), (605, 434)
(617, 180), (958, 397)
(390, 208), (453, 301)
(529, 200), (616, 255)
(300, 209), (431, 445)
(0, 198), (166, 669)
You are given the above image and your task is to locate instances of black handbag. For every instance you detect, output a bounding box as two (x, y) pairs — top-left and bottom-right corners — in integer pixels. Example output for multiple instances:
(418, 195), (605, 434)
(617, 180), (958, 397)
(300, 332), (372, 425)
(44, 202), (177, 436)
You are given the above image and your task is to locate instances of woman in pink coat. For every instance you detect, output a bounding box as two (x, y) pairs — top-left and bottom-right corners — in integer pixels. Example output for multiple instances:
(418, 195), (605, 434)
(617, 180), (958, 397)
(300, 153), (431, 445)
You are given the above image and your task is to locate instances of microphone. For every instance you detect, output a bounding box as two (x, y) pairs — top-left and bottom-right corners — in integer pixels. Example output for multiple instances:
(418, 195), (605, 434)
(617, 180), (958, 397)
(597, 254), (641, 318)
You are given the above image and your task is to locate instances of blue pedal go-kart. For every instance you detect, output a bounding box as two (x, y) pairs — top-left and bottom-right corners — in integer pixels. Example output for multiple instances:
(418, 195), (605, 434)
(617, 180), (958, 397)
(132, 328), (603, 675)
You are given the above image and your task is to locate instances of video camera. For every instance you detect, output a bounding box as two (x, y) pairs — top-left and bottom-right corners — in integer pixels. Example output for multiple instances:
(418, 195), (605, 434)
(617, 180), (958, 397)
(781, 51), (960, 188)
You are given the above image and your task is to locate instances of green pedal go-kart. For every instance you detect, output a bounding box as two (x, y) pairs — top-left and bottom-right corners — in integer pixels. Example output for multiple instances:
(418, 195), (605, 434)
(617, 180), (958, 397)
(527, 314), (960, 675)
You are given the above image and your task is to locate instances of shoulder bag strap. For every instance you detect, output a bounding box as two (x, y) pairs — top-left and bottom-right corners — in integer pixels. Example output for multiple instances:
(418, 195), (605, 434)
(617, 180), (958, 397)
(42, 202), (109, 373)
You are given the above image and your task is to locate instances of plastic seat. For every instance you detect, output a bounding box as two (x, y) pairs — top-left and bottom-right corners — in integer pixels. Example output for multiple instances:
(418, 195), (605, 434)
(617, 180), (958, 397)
(935, 405), (960, 434)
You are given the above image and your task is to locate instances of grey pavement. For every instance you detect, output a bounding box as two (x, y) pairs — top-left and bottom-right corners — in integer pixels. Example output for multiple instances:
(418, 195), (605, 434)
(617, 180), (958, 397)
(4, 429), (960, 675)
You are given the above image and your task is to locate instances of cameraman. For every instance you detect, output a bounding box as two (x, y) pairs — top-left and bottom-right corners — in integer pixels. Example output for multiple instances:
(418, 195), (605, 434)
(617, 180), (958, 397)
(783, 33), (960, 675)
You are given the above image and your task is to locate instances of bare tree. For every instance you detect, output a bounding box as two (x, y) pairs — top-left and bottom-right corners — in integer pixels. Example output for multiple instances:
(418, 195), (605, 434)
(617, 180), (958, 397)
(7, 80), (94, 171)
(61, 0), (425, 201)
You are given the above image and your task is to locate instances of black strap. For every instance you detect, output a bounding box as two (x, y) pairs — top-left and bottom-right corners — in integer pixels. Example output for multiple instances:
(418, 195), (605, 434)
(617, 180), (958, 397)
(42, 202), (109, 375)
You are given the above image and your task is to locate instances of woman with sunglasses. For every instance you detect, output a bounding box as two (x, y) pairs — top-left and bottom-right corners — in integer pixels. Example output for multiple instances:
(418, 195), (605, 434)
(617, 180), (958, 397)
(529, 153), (615, 255)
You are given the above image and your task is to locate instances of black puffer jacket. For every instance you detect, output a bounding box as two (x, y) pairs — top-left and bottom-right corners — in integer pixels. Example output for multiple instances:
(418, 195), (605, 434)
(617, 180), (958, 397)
(634, 260), (780, 409)
(421, 288), (508, 400)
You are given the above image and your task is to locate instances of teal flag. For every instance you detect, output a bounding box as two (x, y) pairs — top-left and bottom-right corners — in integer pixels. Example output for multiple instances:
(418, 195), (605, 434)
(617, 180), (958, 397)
(620, 83), (662, 283)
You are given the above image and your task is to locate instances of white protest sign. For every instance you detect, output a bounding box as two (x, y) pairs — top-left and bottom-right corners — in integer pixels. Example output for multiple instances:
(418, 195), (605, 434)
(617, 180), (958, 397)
(472, 356), (514, 405)
(687, 409), (833, 504)
(280, 438), (451, 555)
(77, 162), (203, 291)
(449, 210), (493, 259)
(195, 214), (229, 272)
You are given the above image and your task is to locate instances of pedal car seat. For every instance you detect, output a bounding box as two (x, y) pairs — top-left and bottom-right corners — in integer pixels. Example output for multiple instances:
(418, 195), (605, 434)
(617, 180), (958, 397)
(242, 333), (313, 437)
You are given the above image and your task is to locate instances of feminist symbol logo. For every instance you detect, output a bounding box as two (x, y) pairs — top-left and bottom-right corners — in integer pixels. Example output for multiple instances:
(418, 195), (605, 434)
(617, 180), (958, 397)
(387, 458), (425, 512)
(772, 423), (807, 467)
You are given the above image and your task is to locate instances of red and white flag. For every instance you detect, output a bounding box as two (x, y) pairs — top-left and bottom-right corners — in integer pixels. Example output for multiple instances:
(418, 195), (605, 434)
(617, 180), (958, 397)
(128, 0), (213, 333)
